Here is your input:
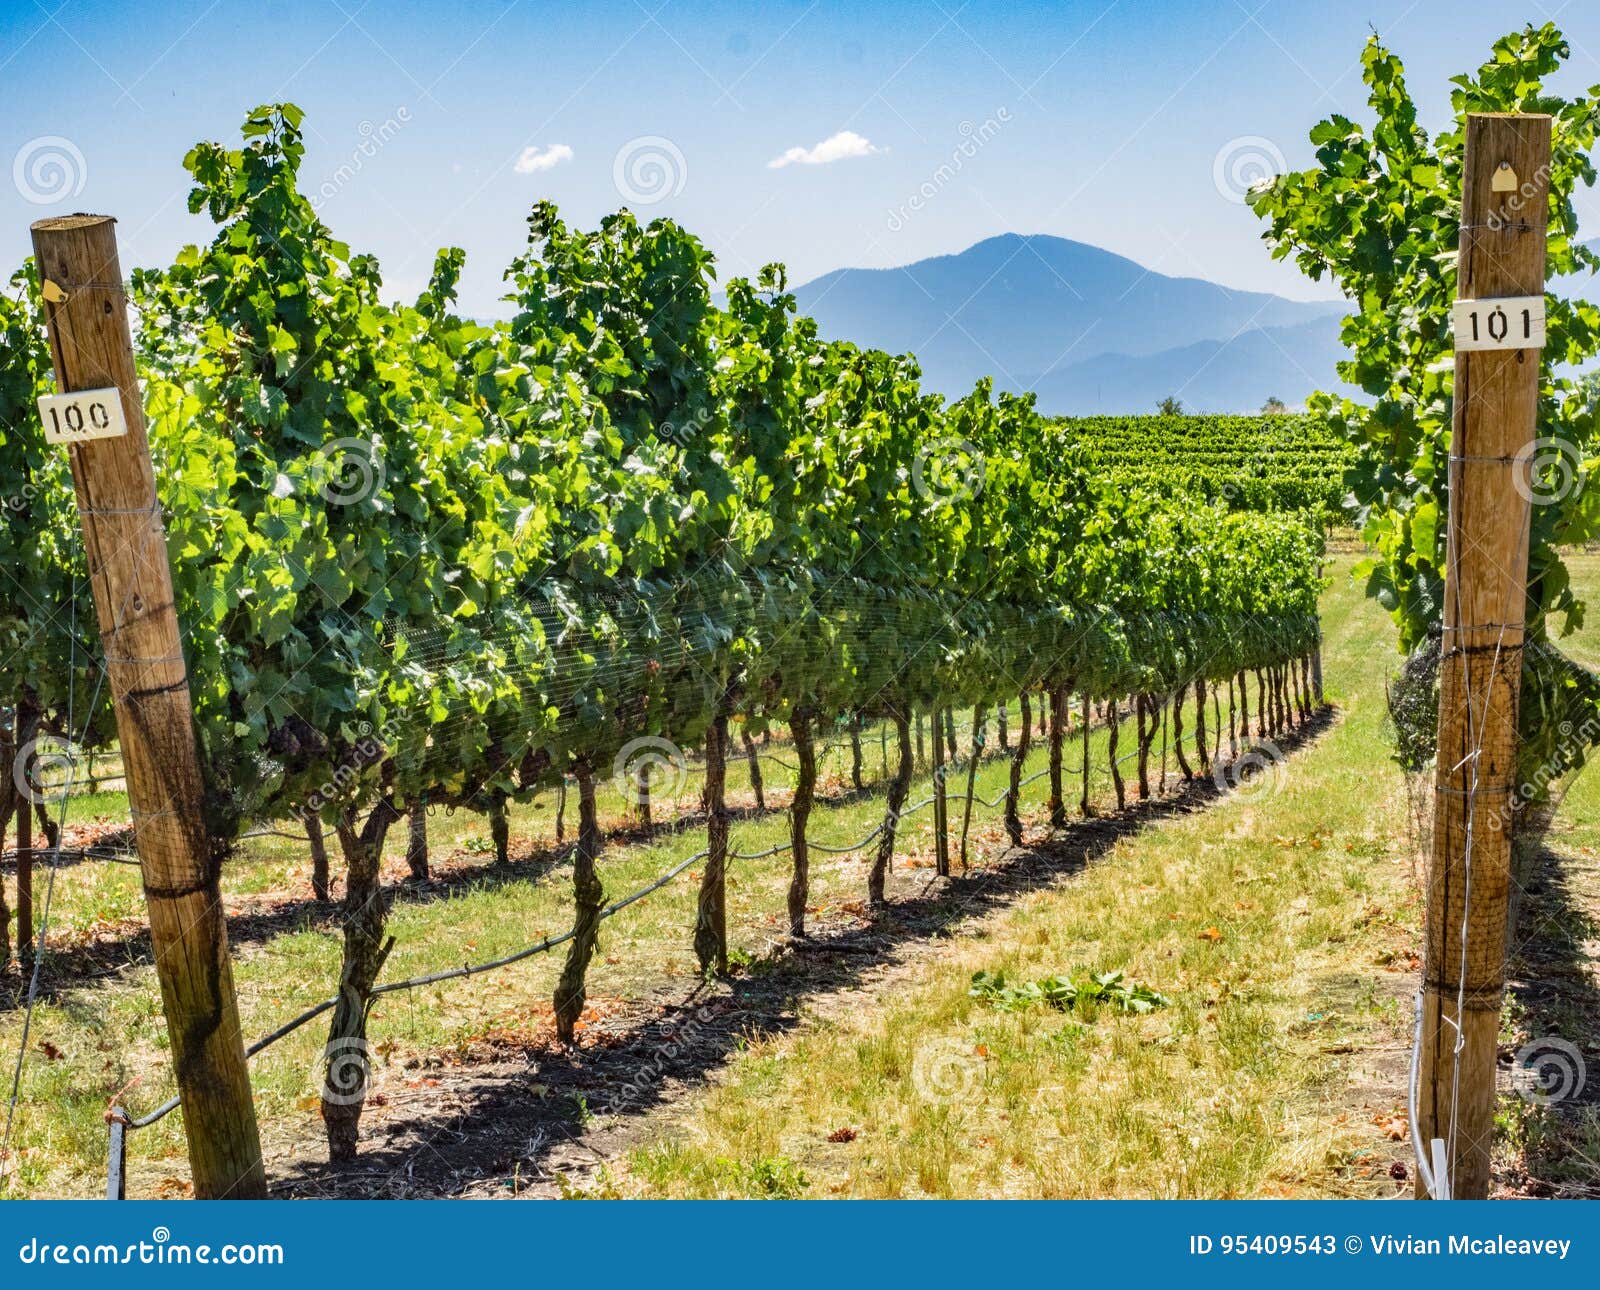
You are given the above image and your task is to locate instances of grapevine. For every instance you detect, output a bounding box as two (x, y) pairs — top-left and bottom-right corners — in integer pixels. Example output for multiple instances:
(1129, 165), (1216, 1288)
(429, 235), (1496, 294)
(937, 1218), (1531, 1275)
(0, 104), (1327, 1163)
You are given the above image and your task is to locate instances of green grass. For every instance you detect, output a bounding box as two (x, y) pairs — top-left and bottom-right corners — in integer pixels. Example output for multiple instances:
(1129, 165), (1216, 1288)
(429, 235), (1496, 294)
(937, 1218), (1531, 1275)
(5, 552), (1594, 1198)
(0, 673), (1146, 1196)
(614, 556), (1429, 1198)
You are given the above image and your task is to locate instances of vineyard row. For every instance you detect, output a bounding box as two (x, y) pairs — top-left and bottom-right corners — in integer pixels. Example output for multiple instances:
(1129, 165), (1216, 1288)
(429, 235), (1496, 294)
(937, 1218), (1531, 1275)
(0, 104), (1326, 1168)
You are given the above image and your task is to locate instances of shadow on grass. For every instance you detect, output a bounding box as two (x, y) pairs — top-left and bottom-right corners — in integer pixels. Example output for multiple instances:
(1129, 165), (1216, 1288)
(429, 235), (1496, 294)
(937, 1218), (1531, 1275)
(271, 705), (1337, 1199)
(0, 737), (1032, 1013)
(1499, 835), (1600, 1198)
(0, 833), (606, 1013)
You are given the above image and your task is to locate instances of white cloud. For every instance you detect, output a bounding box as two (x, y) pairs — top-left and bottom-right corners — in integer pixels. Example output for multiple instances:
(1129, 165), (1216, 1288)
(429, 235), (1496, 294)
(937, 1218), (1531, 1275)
(514, 143), (574, 174)
(767, 130), (884, 170)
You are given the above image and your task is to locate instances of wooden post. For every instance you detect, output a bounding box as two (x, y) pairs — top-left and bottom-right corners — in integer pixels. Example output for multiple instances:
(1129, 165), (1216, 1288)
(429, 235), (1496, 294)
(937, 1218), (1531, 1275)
(31, 215), (266, 1199)
(1416, 114), (1550, 1202)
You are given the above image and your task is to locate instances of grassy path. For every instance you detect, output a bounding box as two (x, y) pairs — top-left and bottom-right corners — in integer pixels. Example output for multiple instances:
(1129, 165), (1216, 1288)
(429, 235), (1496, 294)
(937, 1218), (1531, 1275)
(606, 557), (1428, 1198)
(0, 651), (1293, 1197)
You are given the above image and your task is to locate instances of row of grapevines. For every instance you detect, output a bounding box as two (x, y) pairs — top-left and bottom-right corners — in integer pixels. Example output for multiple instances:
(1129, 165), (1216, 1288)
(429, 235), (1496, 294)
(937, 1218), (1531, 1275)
(0, 104), (1326, 1159)
(0, 266), (116, 966)
(1052, 414), (1355, 521)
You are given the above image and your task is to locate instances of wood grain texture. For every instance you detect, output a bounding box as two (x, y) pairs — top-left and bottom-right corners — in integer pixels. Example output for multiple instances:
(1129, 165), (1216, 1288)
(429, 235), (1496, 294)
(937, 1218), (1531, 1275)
(30, 215), (266, 1199)
(1417, 114), (1550, 1201)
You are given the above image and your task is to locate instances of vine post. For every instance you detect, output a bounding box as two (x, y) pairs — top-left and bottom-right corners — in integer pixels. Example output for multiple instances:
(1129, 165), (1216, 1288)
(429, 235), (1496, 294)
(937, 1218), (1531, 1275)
(695, 714), (730, 974)
(31, 214), (266, 1199)
(931, 709), (949, 877)
(16, 796), (31, 964)
(958, 702), (986, 868)
(1416, 112), (1549, 1202)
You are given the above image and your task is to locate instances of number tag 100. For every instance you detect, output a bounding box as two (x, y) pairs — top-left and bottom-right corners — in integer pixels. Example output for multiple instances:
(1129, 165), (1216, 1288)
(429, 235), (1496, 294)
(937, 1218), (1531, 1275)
(1452, 295), (1547, 353)
(37, 388), (128, 445)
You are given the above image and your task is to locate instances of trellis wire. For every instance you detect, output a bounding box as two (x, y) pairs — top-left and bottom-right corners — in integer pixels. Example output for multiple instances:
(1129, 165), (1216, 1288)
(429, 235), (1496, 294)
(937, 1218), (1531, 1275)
(112, 737), (1074, 1135)
(92, 669), (1275, 1196)
(2, 563), (106, 1189)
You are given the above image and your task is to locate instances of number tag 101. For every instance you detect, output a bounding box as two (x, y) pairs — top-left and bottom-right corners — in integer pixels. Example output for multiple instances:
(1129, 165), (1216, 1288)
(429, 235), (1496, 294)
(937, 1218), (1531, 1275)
(1452, 295), (1546, 353)
(37, 388), (128, 445)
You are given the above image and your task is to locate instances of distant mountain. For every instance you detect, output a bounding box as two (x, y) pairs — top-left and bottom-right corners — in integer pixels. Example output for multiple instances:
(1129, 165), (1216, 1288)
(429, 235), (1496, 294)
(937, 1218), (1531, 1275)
(793, 233), (1348, 413)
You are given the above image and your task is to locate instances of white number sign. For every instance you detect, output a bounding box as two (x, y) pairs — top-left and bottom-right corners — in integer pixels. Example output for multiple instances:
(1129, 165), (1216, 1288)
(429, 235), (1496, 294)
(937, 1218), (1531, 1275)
(37, 388), (127, 445)
(1452, 295), (1546, 352)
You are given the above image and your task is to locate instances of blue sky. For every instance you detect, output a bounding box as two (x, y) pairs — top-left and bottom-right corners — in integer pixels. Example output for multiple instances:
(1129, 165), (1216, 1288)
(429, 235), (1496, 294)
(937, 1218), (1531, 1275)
(5, 0), (1600, 315)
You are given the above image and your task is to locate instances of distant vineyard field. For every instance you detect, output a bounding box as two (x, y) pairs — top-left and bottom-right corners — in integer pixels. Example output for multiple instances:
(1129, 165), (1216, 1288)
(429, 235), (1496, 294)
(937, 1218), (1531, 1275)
(1052, 415), (1354, 521)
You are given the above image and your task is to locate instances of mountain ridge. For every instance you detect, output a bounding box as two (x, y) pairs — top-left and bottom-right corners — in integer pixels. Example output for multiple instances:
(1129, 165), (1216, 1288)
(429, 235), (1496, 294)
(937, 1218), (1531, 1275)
(792, 233), (1348, 413)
